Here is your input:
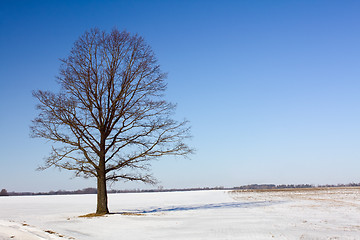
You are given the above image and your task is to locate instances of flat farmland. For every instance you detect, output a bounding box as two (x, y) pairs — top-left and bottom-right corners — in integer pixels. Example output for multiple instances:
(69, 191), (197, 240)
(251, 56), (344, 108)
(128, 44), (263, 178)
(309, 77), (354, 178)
(0, 188), (359, 239)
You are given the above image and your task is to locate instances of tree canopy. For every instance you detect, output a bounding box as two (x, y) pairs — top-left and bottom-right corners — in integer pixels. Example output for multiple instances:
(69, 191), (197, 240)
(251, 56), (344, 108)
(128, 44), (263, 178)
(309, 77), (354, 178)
(31, 28), (193, 213)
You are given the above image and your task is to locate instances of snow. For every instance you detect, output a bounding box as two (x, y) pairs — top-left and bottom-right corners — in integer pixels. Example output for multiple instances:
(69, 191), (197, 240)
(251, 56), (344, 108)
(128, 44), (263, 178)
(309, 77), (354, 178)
(0, 188), (360, 239)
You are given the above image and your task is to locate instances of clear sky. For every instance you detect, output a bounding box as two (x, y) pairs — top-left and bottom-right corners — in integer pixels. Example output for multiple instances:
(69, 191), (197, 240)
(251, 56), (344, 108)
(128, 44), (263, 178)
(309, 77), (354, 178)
(1, 0), (360, 192)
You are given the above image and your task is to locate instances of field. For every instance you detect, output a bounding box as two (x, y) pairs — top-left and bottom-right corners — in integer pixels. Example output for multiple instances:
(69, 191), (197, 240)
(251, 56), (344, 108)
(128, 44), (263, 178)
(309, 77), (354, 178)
(0, 188), (360, 239)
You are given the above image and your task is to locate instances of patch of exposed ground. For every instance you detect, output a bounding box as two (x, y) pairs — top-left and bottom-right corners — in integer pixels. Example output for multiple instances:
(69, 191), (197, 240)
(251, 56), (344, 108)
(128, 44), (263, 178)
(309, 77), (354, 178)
(230, 187), (360, 208)
(78, 213), (108, 218)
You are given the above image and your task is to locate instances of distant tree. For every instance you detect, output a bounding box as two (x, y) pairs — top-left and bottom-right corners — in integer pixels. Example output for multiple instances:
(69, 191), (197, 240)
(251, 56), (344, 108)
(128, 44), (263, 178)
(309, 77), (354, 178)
(0, 189), (9, 196)
(31, 28), (193, 214)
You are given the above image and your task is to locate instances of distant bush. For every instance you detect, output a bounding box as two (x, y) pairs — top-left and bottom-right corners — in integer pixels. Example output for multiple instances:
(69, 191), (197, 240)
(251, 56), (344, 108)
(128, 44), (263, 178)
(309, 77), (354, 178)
(0, 189), (9, 196)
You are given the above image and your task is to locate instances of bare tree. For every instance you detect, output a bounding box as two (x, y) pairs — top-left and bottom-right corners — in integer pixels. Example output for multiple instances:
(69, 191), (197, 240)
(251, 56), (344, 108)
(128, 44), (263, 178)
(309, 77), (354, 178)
(31, 28), (193, 214)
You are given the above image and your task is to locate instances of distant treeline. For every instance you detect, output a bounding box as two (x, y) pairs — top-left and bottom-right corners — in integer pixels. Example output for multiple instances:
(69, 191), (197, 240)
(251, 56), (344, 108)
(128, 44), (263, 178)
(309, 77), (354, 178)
(234, 184), (315, 190)
(234, 183), (360, 190)
(5, 187), (98, 196)
(3, 187), (228, 196)
(2, 183), (360, 196)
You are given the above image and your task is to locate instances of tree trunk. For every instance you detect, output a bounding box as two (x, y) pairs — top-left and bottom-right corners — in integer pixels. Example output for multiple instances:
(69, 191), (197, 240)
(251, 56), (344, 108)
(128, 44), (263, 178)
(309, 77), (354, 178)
(96, 172), (109, 214)
(97, 135), (109, 214)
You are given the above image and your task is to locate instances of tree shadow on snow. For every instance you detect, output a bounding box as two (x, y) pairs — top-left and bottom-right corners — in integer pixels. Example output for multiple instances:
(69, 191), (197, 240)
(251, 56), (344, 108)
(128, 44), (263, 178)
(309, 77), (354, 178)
(115, 200), (285, 214)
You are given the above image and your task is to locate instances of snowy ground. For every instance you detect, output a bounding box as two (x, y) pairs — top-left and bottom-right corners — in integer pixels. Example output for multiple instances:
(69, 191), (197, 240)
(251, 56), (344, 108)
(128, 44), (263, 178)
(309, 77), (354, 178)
(0, 188), (360, 239)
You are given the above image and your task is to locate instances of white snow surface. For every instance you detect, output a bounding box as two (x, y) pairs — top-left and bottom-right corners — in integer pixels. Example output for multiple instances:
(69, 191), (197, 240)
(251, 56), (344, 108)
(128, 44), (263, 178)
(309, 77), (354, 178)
(0, 188), (360, 239)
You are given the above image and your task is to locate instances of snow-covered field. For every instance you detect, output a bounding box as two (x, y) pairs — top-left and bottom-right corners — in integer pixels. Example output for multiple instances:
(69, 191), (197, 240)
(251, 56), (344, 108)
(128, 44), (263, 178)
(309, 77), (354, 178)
(0, 188), (360, 239)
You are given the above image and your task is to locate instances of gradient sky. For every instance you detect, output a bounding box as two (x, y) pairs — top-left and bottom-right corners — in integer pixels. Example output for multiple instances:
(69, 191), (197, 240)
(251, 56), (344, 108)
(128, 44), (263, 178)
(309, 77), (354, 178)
(1, 0), (360, 192)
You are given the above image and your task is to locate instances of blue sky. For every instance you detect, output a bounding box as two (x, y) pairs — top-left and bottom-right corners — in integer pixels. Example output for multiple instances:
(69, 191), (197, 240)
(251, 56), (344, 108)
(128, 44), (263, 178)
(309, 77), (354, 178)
(1, 0), (360, 192)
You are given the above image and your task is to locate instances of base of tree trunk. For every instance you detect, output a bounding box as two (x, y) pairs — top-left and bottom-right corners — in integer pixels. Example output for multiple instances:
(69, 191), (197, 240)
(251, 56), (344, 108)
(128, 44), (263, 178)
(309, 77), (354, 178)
(96, 208), (109, 215)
